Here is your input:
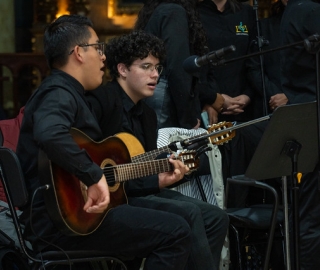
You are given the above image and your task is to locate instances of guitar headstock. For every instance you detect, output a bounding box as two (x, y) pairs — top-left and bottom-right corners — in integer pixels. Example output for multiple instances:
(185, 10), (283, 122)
(176, 150), (200, 173)
(207, 121), (235, 145)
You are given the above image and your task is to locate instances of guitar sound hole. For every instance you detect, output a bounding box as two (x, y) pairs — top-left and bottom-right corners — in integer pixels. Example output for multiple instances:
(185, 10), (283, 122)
(108, 179), (116, 186)
(104, 164), (116, 187)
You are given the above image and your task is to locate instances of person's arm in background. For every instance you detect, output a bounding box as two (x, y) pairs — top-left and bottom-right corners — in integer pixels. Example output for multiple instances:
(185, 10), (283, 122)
(247, 56), (288, 111)
(246, 16), (288, 112)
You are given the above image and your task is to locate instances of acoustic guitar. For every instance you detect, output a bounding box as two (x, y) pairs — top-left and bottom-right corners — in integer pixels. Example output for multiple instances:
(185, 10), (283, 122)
(38, 128), (199, 236)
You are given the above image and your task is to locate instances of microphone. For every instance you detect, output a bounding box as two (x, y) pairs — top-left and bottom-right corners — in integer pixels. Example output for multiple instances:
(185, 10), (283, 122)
(183, 45), (236, 73)
(304, 34), (320, 54)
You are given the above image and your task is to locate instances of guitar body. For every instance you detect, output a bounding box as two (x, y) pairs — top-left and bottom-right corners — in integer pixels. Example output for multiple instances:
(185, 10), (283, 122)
(39, 129), (198, 236)
(39, 129), (131, 236)
(115, 132), (145, 157)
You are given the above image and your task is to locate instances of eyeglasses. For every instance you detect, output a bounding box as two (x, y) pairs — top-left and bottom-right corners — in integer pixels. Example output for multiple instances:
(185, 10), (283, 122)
(131, 63), (163, 75)
(69, 42), (105, 56)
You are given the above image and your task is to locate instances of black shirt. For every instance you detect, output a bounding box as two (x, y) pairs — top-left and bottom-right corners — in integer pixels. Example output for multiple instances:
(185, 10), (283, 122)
(121, 90), (146, 147)
(280, 0), (320, 104)
(86, 80), (160, 197)
(16, 69), (103, 249)
(198, 0), (258, 121)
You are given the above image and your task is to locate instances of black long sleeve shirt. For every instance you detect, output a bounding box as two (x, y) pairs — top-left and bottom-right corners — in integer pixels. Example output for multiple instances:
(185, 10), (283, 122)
(16, 69), (103, 248)
(280, 0), (320, 104)
(86, 81), (160, 197)
(198, 0), (258, 121)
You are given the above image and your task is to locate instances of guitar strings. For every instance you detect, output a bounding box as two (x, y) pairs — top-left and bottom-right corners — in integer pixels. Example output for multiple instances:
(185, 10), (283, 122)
(101, 156), (197, 183)
(101, 158), (174, 182)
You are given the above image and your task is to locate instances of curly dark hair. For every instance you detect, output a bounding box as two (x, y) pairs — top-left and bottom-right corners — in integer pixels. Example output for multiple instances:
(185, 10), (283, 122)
(106, 30), (166, 79)
(134, 0), (208, 56)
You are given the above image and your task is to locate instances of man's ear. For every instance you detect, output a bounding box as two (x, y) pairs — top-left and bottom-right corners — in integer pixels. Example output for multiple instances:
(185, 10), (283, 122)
(73, 46), (83, 62)
(117, 63), (128, 77)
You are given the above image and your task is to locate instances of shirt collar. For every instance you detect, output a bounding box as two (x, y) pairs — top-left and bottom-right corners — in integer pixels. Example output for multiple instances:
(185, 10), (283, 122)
(121, 90), (143, 116)
(51, 69), (85, 94)
(202, 0), (232, 14)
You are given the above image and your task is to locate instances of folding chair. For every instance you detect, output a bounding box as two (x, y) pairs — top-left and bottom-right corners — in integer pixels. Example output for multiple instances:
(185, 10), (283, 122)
(226, 176), (285, 270)
(0, 146), (127, 270)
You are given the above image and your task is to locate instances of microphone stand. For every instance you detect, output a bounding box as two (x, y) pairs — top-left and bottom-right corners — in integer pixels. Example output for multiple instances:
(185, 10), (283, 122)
(317, 51), (320, 193)
(252, 0), (269, 215)
(252, 0), (269, 116)
(216, 35), (319, 66)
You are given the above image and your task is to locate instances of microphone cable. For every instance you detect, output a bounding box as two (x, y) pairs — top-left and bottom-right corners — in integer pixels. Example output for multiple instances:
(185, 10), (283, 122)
(29, 185), (72, 270)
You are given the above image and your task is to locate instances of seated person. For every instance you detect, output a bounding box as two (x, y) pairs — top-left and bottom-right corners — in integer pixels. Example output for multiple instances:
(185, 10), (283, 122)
(86, 30), (229, 270)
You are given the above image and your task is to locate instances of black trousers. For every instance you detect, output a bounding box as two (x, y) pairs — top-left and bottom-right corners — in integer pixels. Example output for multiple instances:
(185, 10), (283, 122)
(55, 202), (192, 270)
(129, 189), (229, 270)
(294, 164), (320, 270)
(40, 189), (227, 270)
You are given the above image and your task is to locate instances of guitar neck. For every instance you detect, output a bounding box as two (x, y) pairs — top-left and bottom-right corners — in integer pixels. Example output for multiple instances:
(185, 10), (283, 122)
(105, 158), (173, 183)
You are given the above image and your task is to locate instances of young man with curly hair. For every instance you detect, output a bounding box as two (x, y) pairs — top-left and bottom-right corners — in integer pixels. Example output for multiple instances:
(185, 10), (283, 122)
(86, 30), (229, 270)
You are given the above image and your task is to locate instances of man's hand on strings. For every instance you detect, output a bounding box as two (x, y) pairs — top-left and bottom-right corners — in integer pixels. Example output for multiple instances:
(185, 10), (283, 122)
(158, 155), (190, 188)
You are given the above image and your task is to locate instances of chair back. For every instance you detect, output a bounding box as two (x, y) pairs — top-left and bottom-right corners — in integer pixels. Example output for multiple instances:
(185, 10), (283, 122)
(0, 107), (25, 203)
(0, 146), (34, 267)
(0, 147), (28, 208)
(226, 175), (283, 270)
(0, 129), (3, 146)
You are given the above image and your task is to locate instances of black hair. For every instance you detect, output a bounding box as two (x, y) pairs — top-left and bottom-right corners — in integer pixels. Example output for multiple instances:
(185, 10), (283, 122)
(134, 0), (208, 56)
(44, 14), (93, 69)
(270, 0), (286, 16)
(106, 30), (166, 79)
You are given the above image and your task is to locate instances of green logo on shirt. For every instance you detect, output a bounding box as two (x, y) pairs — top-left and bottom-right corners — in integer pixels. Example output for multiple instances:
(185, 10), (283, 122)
(236, 22), (248, 35)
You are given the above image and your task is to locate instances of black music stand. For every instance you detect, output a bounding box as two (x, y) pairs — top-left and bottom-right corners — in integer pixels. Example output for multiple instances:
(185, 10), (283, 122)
(244, 101), (318, 270)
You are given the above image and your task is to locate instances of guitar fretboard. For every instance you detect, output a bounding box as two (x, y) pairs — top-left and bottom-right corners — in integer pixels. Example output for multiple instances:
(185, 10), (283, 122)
(103, 158), (173, 183)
